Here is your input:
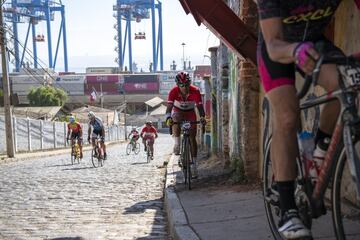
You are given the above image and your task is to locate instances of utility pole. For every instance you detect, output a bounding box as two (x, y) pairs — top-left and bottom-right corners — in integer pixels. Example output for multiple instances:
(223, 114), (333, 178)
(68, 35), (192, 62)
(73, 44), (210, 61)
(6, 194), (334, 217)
(181, 42), (186, 70)
(0, 6), (15, 157)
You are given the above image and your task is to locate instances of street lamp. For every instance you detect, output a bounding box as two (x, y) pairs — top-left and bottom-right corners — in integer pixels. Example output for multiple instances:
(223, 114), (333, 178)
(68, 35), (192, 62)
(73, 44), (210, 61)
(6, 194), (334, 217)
(181, 42), (186, 70)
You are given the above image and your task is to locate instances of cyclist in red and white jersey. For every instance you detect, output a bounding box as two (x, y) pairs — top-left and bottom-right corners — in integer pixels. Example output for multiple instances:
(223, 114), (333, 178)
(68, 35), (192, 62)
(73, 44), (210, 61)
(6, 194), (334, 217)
(165, 71), (206, 177)
(257, 0), (360, 238)
(140, 121), (158, 159)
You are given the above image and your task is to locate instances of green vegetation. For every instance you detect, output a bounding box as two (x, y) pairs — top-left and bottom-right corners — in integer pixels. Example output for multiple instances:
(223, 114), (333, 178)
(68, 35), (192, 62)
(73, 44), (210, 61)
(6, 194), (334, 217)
(28, 85), (68, 106)
(0, 88), (3, 97)
(231, 157), (248, 183)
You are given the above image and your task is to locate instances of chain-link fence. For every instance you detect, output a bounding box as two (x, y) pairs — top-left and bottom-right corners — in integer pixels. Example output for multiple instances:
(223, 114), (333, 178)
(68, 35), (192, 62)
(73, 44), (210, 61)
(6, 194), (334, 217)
(0, 115), (129, 154)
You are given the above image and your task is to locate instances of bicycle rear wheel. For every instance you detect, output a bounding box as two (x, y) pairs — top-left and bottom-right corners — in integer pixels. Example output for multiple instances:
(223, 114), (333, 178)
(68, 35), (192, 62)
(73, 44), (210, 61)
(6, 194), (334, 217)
(332, 142), (360, 239)
(126, 143), (132, 155)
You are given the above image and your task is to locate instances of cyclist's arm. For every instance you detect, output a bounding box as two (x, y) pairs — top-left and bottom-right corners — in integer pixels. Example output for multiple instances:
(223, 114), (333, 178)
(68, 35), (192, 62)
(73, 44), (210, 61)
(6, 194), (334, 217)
(66, 125), (71, 139)
(260, 18), (298, 64)
(88, 124), (91, 138)
(355, 0), (360, 10)
(78, 123), (83, 137)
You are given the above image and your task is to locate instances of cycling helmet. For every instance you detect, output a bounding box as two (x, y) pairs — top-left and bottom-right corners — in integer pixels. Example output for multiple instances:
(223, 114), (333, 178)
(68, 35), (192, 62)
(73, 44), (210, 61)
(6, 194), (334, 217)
(175, 71), (191, 86)
(69, 116), (75, 123)
(145, 120), (152, 125)
(88, 111), (95, 119)
(132, 127), (137, 130)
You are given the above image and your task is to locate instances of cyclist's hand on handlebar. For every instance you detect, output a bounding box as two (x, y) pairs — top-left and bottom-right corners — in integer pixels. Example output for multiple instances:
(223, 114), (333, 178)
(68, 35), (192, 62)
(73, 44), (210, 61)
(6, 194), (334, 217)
(293, 42), (320, 75)
(166, 117), (173, 126)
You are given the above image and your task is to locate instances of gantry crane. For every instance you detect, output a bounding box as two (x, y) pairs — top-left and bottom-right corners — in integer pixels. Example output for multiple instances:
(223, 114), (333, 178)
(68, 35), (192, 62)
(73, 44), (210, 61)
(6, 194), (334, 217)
(113, 0), (163, 72)
(3, 0), (68, 72)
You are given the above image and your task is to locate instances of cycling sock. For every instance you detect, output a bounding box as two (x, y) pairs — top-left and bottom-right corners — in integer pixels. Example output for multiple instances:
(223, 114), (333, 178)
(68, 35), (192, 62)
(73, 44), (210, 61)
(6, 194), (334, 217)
(315, 129), (331, 150)
(277, 181), (297, 217)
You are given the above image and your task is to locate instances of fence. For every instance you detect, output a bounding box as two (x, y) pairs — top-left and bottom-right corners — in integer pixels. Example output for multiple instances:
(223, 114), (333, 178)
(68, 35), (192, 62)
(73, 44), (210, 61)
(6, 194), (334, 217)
(0, 115), (128, 154)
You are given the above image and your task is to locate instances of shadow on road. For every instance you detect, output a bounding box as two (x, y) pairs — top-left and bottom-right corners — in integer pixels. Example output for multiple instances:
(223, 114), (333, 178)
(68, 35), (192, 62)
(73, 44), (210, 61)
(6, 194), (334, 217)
(123, 198), (169, 239)
(49, 237), (84, 240)
(45, 163), (74, 168)
(62, 166), (94, 171)
(130, 162), (148, 165)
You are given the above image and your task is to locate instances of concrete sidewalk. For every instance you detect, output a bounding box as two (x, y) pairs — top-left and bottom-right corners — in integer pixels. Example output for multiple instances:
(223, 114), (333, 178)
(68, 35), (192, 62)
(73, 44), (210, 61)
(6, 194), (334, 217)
(164, 154), (343, 240)
(164, 154), (272, 240)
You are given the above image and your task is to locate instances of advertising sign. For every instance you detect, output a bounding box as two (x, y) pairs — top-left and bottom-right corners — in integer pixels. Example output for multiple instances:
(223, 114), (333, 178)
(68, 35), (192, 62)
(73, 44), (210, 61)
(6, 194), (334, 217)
(123, 82), (159, 94)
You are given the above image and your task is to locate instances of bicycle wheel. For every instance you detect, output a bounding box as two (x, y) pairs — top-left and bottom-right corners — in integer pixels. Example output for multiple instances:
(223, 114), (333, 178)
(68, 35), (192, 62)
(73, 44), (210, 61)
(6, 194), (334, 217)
(75, 144), (80, 164)
(263, 138), (283, 239)
(332, 141), (360, 239)
(98, 143), (104, 167)
(91, 147), (101, 168)
(147, 143), (151, 163)
(134, 143), (140, 154)
(126, 143), (132, 155)
(71, 149), (75, 165)
(183, 136), (192, 190)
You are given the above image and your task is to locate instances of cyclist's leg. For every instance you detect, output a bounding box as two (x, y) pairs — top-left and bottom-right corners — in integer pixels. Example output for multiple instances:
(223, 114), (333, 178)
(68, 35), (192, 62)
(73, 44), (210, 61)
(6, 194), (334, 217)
(78, 137), (83, 159)
(142, 137), (147, 151)
(101, 129), (107, 159)
(313, 42), (344, 163)
(172, 112), (182, 154)
(150, 138), (154, 157)
(259, 43), (310, 238)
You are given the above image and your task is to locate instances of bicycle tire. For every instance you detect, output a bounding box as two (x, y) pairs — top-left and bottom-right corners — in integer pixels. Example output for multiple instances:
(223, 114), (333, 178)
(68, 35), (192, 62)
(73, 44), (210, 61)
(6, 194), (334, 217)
(98, 142), (104, 167)
(71, 150), (75, 165)
(263, 138), (284, 240)
(91, 148), (99, 168)
(332, 141), (360, 239)
(183, 136), (192, 190)
(134, 143), (140, 154)
(126, 143), (132, 155)
(146, 142), (151, 163)
(75, 143), (80, 164)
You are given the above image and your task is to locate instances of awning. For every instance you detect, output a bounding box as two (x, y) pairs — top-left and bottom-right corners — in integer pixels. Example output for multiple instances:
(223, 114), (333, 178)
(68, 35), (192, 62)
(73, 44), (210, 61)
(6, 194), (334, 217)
(145, 96), (164, 108)
(150, 104), (167, 116)
(179, 0), (257, 64)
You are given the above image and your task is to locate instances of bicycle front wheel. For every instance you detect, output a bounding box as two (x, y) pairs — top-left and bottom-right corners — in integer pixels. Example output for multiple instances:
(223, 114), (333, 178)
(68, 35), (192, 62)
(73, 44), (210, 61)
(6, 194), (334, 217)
(183, 136), (192, 190)
(134, 143), (140, 154)
(126, 143), (132, 155)
(332, 142), (360, 239)
(91, 148), (101, 168)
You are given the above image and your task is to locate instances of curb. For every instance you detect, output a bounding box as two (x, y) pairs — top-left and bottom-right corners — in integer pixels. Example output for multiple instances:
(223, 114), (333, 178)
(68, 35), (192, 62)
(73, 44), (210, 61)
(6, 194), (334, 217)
(0, 140), (126, 164)
(164, 154), (200, 240)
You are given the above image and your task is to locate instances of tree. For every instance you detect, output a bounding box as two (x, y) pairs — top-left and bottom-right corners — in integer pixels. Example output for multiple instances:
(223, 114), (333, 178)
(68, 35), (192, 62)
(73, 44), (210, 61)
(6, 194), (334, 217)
(28, 86), (68, 106)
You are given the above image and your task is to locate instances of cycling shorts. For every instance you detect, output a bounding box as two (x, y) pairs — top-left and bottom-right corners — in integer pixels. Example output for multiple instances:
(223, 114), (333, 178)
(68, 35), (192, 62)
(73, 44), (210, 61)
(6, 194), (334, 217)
(257, 38), (345, 93)
(71, 132), (81, 140)
(171, 111), (197, 130)
(92, 129), (105, 142)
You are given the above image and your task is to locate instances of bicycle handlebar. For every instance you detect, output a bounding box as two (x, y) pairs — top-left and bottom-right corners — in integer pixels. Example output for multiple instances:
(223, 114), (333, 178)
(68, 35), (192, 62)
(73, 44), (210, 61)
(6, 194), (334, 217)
(169, 121), (204, 135)
(297, 53), (360, 100)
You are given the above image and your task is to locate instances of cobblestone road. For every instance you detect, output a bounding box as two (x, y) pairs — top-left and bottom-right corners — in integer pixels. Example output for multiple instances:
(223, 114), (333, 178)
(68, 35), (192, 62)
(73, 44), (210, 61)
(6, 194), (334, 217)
(0, 133), (173, 240)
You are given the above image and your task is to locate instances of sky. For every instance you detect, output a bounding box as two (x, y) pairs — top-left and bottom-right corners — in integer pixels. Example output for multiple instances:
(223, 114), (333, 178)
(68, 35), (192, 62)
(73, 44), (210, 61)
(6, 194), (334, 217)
(11, 0), (220, 73)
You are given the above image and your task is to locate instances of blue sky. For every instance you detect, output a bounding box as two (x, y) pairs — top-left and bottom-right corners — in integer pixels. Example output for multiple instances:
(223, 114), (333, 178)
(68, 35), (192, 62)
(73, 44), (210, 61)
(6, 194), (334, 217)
(12, 0), (219, 73)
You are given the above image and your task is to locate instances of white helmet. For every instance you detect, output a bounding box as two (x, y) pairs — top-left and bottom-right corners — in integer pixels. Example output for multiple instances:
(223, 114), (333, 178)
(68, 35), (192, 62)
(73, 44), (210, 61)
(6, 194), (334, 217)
(88, 111), (95, 119)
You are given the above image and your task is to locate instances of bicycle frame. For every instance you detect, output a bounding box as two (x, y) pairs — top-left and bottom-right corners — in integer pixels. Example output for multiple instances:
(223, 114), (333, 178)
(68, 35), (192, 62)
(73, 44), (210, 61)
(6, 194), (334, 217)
(297, 69), (360, 215)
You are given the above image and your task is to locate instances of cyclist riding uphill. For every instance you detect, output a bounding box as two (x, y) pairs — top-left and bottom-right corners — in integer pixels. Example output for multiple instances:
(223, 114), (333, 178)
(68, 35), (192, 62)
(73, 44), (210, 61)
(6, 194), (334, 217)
(66, 115), (83, 159)
(257, 0), (360, 239)
(140, 121), (158, 158)
(87, 111), (107, 160)
(165, 71), (206, 163)
(128, 127), (140, 147)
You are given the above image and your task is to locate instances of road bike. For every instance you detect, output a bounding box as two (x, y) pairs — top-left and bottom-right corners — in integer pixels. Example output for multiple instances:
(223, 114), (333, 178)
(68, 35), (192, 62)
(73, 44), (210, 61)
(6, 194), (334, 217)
(126, 139), (140, 155)
(145, 139), (153, 163)
(91, 136), (104, 168)
(70, 138), (81, 165)
(262, 52), (360, 239)
(171, 121), (203, 190)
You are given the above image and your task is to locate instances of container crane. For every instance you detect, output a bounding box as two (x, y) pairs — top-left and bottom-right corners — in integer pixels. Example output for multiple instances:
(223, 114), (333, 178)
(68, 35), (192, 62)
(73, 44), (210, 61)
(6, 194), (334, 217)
(3, 0), (68, 72)
(113, 0), (163, 72)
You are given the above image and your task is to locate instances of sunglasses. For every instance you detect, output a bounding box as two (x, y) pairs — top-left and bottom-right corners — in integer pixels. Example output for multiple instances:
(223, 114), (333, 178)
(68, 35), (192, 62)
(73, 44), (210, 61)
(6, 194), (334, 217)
(178, 82), (190, 87)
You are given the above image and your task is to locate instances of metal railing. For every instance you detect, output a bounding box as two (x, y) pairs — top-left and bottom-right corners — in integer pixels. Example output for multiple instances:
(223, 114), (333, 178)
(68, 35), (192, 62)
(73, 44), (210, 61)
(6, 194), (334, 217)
(0, 115), (128, 154)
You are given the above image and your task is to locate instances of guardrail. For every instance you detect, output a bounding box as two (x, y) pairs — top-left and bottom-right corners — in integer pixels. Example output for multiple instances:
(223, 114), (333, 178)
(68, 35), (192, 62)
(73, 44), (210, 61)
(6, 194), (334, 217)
(0, 115), (128, 154)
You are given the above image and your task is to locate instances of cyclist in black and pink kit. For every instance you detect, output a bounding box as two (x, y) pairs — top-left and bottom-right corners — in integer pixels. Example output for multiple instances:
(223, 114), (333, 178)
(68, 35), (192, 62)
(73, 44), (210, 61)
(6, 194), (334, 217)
(257, 0), (360, 239)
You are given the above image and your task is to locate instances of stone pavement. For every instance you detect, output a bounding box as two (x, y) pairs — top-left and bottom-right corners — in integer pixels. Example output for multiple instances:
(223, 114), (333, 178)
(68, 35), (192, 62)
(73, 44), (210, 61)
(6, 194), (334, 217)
(0, 133), (173, 240)
(165, 154), (346, 240)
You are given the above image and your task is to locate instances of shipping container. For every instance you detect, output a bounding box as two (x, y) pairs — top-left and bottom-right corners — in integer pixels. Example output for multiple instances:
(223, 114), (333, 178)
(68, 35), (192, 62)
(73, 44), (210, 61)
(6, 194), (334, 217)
(54, 75), (85, 95)
(86, 67), (117, 74)
(123, 74), (159, 83)
(123, 82), (159, 94)
(85, 75), (121, 95)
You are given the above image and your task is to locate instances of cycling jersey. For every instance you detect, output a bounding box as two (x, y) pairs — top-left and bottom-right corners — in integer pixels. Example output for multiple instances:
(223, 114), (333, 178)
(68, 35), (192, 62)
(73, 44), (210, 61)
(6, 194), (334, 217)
(89, 116), (104, 132)
(141, 126), (157, 139)
(68, 122), (82, 134)
(258, 0), (341, 42)
(168, 85), (202, 112)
